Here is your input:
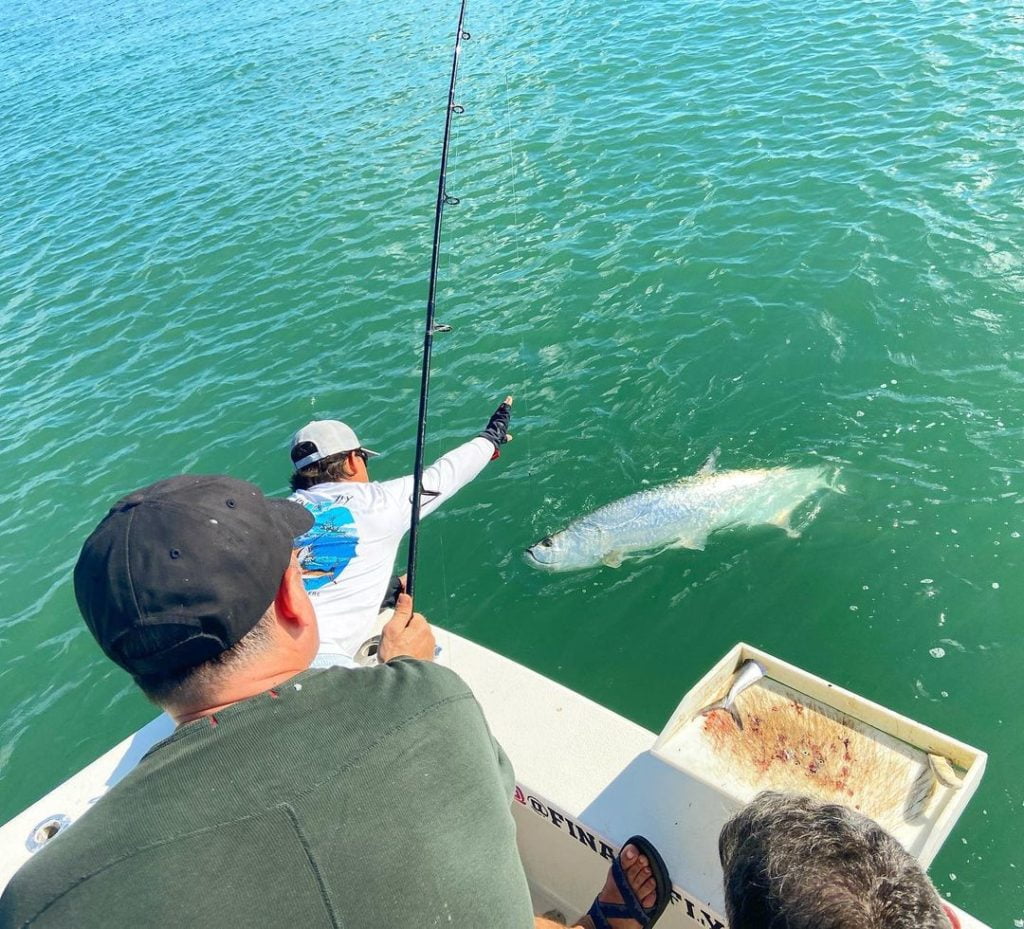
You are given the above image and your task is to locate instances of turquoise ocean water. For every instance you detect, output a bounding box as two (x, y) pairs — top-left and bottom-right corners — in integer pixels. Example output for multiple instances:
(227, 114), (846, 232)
(2, 0), (1022, 922)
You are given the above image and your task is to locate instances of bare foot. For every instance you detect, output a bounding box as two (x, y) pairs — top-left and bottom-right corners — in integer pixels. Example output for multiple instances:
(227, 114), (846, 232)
(575, 844), (658, 929)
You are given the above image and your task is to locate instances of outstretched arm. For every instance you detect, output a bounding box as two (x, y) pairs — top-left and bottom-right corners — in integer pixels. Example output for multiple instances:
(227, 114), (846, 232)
(381, 396), (514, 524)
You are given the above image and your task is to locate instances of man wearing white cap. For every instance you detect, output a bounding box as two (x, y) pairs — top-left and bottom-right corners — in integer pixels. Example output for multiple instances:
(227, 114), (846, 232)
(288, 397), (513, 659)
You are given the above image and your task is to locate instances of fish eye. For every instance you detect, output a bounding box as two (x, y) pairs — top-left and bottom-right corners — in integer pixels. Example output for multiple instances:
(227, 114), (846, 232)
(540, 536), (553, 547)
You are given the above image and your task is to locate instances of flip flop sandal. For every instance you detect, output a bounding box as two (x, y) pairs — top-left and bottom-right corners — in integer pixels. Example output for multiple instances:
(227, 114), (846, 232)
(587, 834), (672, 929)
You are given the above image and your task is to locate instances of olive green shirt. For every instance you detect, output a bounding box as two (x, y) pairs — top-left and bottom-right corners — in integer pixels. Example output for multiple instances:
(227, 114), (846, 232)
(0, 660), (534, 929)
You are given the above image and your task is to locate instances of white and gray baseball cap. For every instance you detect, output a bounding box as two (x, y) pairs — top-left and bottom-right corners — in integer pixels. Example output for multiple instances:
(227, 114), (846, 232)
(290, 420), (380, 471)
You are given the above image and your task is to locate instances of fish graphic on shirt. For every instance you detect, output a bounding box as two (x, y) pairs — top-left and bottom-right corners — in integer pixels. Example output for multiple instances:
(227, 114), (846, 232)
(295, 501), (359, 591)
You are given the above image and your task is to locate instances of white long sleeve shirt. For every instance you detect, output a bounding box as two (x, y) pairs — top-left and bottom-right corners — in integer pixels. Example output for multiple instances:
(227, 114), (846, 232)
(289, 437), (493, 657)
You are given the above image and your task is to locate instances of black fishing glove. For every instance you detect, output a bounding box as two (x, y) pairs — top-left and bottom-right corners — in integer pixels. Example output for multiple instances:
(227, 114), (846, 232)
(479, 396), (513, 454)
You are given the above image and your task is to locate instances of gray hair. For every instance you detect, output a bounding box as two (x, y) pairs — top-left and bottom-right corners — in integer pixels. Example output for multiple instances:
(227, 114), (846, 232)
(719, 792), (948, 929)
(132, 609), (277, 709)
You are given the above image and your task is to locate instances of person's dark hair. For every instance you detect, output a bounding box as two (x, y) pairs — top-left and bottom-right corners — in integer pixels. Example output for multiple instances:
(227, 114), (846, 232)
(132, 611), (276, 708)
(289, 446), (356, 492)
(719, 792), (948, 929)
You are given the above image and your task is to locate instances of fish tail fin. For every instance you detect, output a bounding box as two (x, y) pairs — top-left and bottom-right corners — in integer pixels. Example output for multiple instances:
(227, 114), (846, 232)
(698, 698), (727, 718)
(698, 699), (744, 730)
(826, 467), (846, 494)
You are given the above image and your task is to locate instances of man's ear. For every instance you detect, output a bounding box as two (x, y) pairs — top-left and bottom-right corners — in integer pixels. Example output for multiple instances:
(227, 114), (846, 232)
(344, 450), (362, 478)
(274, 555), (316, 635)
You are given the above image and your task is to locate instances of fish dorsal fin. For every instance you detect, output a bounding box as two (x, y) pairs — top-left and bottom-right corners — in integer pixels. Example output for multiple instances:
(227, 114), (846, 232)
(698, 447), (721, 476)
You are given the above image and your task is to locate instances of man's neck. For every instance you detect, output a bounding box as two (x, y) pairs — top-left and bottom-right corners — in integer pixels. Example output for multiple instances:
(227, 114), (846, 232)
(314, 473), (368, 486)
(170, 664), (310, 726)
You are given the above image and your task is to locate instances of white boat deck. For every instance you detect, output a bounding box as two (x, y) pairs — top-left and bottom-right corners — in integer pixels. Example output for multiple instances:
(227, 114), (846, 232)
(0, 630), (989, 929)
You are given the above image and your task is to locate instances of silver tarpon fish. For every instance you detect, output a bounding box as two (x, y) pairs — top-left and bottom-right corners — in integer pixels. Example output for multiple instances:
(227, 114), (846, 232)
(525, 455), (833, 571)
(697, 659), (766, 730)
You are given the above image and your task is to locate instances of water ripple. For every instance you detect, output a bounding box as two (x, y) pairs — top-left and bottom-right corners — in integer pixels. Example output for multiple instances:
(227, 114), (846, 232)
(1, 0), (1023, 919)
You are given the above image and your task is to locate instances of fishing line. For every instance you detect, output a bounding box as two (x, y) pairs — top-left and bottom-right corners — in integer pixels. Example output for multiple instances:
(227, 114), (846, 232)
(405, 0), (471, 598)
(503, 73), (522, 269)
(501, 22), (535, 474)
(438, 527), (452, 627)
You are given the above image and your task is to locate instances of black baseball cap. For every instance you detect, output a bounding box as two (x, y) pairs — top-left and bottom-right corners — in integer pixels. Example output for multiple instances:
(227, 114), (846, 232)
(73, 475), (314, 677)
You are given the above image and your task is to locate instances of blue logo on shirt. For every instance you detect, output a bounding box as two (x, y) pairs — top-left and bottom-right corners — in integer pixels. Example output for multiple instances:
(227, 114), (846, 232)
(295, 501), (358, 592)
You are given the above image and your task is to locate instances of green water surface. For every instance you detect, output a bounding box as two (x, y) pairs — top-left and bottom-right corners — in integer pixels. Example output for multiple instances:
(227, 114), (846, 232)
(2, 0), (1022, 924)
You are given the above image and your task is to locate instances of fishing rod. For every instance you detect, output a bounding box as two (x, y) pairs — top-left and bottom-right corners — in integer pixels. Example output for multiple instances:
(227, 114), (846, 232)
(405, 0), (471, 598)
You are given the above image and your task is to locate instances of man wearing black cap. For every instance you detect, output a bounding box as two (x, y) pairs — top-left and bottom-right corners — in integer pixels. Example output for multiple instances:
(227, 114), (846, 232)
(0, 475), (535, 928)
